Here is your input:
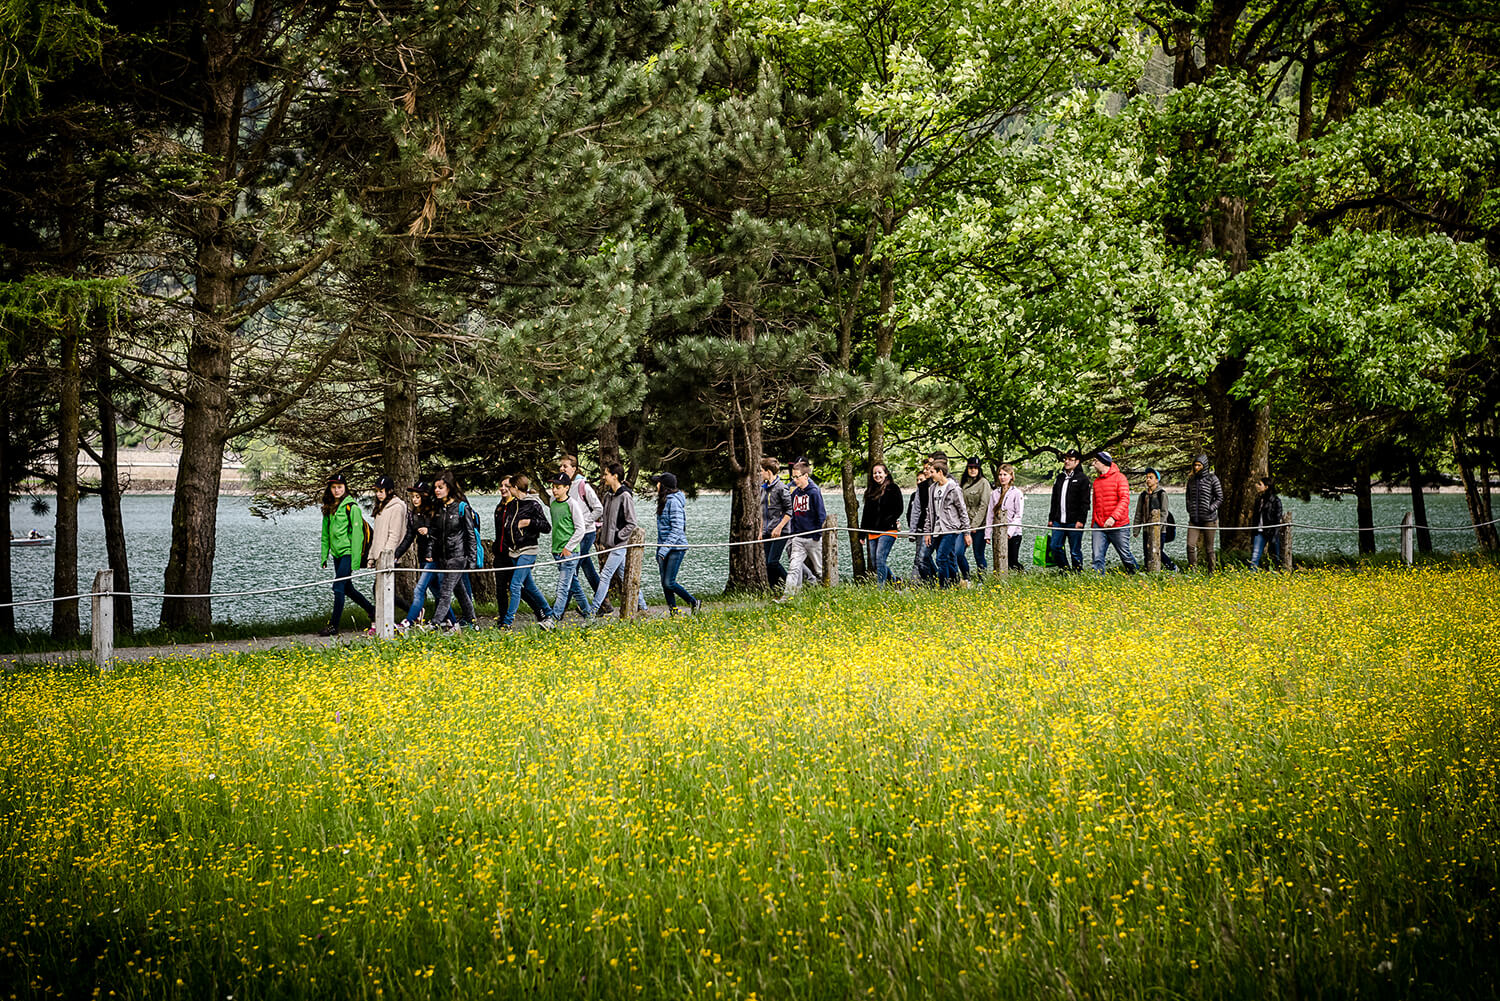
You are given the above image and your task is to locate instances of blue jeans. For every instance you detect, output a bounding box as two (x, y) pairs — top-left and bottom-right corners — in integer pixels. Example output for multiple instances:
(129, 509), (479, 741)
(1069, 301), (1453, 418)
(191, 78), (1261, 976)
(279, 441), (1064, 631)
(913, 539), (937, 582)
(1049, 523), (1085, 570)
(578, 531), (602, 592)
(764, 536), (788, 587)
(1092, 527), (1138, 574)
(865, 534), (897, 586)
(550, 552), (592, 620)
(971, 534), (987, 572)
(329, 554), (376, 627)
(407, 562), (460, 624)
(502, 554), (550, 625)
(591, 546), (647, 616)
(1250, 531), (1281, 570)
(934, 533), (965, 588)
(657, 547), (697, 609)
(497, 552), (547, 623)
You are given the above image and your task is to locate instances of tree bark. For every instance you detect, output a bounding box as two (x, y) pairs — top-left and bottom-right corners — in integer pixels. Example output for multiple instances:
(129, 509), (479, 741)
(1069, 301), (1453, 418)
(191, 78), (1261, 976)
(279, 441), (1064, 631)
(160, 14), (239, 630)
(94, 334), (133, 635)
(381, 333), (421, 609)
(0, 400), (13, 636)
(1455, 433), (1499, 552)
(1205, 359), (1268, 553)
(597, 417), (620, 470)
(1408, 461), (1432, 555)
(51, 318), (81, 638)
(1354, 459), (1376, 555)
(726, 306), (768, 593)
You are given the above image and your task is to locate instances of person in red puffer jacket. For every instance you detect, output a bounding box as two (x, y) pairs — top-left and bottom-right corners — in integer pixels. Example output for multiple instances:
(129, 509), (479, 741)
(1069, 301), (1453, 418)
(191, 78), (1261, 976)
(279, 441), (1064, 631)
(1090, 451), (1137, 574)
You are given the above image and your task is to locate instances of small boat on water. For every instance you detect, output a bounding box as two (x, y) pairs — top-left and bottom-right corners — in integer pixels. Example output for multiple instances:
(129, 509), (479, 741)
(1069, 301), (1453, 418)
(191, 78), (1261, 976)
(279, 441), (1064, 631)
(10, 534), (53, 547)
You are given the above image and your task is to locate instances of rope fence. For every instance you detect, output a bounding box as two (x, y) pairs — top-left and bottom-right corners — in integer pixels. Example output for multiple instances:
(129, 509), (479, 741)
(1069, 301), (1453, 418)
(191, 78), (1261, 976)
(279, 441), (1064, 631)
(5, 510), (1497, 669)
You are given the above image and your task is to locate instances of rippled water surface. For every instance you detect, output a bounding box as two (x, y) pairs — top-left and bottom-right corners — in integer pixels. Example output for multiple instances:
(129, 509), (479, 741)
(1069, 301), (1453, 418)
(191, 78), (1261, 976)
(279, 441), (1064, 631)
(6, 489), (1480, 632)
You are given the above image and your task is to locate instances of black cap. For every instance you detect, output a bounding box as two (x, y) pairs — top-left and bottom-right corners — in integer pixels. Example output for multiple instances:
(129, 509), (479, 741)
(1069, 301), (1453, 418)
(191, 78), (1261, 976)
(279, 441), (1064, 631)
(650, 472), (678, 490)
(374, 475), (396, 491)
(326, 471), (346, 485)
(1063, 448), (1081, 460)
(966, 457), (981, 469)
(408, 480), (429, 493)
(549, 473), (572, 487)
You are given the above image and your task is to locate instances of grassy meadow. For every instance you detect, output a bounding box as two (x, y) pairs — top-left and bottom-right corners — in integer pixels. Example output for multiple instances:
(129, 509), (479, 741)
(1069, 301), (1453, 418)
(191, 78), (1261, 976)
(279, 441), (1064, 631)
(2, 564), (1498, 999)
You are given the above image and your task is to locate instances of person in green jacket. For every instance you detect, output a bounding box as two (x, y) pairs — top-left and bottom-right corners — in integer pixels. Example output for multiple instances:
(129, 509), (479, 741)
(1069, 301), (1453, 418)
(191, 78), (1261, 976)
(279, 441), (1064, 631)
(319, 472), (375, 637)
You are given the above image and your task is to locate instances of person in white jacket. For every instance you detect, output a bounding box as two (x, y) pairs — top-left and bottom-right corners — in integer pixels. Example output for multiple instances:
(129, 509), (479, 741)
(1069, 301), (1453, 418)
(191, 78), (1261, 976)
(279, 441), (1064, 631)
(369, 476), (409, 564)
(560, 455), (606, 605)
(985, 464), (1025, 571)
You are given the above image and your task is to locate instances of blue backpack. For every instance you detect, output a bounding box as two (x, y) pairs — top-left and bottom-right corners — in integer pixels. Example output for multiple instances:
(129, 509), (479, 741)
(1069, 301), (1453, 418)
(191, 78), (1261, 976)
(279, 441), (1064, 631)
(457, 501), (485, 568)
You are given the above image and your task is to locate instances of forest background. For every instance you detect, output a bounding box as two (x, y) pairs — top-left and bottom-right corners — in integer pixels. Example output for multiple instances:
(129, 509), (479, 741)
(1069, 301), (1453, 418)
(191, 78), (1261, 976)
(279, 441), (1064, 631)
(2, 0), (1498, 637)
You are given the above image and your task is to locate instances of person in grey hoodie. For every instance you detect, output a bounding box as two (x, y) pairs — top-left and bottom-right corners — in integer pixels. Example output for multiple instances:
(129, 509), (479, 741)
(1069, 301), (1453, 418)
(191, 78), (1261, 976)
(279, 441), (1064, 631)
(760, 457), (793, 589)
(1184, 453), (1224, 573)
(926, 459), (972, 588)
(590, 462), (649, 616)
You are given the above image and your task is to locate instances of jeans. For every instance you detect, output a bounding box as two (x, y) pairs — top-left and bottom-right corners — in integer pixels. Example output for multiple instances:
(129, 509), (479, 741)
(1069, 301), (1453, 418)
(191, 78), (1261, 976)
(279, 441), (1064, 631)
(785, 536), (823, 595)
(865, 534), (897, 586)
(501, 554), (550, 626)
(934, 533), (965, 587)
(971, 534), (988, 572)
(591, 545), (647, 616)
(1091, 527), (1138, 574)
(1249, 531), (1281, 570)
(550, 552), (592, 620)
(764, 536), (788, 588)
(329, 554), (376, 627)
(578, 531), (602, 592)
(912, 539), (937, 582)
(1048, 523), (1085, 570)
(657, 547), (697, 609)
(405, 561), (441, 623)
(432, 560), (476, 624)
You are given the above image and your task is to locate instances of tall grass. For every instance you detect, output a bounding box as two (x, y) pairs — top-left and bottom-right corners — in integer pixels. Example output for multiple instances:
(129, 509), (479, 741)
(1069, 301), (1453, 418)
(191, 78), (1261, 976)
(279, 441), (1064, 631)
(2, 564), (1497, 999)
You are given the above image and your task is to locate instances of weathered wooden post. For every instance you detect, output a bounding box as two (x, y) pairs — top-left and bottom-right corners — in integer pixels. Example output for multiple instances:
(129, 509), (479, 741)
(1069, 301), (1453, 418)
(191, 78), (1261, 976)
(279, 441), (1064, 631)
(621, 527), (645, 619)
(1400, 512), (1414, 567)
(821, 515), (839, 587)
(996, 511), (1011, 577)
(1281, 515), (1294, 572)
(1145, 508), (1162, 573)
(374, 551), (396, 639)
(91, 569), (114, 672)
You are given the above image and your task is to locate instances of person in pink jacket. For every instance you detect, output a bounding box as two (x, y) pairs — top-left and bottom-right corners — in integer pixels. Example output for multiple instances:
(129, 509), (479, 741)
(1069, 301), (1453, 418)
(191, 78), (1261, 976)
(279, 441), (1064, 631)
(1090, 451), (1137, 574)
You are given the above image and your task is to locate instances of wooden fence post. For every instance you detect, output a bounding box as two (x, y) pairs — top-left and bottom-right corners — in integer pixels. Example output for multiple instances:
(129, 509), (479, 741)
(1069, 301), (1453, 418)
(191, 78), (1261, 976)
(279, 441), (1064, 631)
(1145, 508), (1162, 573)
(1400, 512), (1414, 566)
(622, 527), (645, 619)
(374, 552), (396, 639)
(91, 569), (114, 672)
(1281, 515), (1294, 572)
(821, 515), (839, 587)
(996, 512), (1010, 577)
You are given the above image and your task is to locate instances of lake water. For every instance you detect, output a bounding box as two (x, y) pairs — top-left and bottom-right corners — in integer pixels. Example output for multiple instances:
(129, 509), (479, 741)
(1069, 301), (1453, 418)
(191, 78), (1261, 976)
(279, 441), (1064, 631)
(6, 489), (1481, 633)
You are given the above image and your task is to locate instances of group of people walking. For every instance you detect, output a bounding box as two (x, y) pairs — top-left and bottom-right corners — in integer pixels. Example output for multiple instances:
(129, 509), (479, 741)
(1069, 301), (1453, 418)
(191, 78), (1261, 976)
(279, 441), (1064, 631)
(316, 456), (699, 636)
(317, 449), (1287, 634)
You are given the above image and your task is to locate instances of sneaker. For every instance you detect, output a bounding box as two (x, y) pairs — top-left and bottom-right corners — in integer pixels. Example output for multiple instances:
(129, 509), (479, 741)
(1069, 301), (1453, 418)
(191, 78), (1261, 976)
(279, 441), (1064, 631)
(538, 617), (557, 631)
(690, 599), (703, 614)
(318, 624), (339, 637)
(394, 619), (411, 634)
(599, 601), (614, 615)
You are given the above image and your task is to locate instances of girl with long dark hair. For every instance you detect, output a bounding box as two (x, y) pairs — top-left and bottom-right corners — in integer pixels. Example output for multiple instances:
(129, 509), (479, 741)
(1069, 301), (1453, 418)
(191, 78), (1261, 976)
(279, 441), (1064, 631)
(653, 472), (700, 613)
(319, 472), (376, 636)
(860, 462), (904, 586)
(428, 469), (478, 631)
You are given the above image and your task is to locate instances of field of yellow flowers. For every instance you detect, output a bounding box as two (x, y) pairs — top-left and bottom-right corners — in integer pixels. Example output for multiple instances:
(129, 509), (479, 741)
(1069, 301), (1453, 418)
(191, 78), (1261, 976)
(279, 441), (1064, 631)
(3, 564), (1498, 999)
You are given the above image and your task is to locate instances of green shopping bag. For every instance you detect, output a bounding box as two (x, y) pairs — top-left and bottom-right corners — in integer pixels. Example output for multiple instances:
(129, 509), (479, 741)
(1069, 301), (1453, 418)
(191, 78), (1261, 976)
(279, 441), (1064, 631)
(1033, 535), (1051, 567)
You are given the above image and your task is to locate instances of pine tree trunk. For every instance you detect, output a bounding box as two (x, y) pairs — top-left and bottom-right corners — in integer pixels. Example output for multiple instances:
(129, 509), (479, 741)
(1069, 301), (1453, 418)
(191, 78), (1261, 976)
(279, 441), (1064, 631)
(95, 337), (133, 635)
(1354, 460), (1376, 555)
(866, 237), (896, 471)
(598, 418), (620, 469)
(0, 400), (13, 636)
(1205, 359), (1268, 553)
(52, 319), (81, 638)
(161, 21), (238, 630)
(382, 337), (420, 609)
(1409, 461), (1432, 555)
(838, 417), (865, 579)
(726, 306), (768, 593)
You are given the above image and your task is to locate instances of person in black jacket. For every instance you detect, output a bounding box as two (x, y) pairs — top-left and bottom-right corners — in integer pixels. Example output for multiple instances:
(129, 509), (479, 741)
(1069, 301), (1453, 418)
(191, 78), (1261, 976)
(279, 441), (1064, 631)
(1184, 453), (1224, 573)
(496, 473), (551, 629)
(394, 481), (447, 632)
(761, 458), (793, 589)
(1249, 475), (1284, 570)
(860, 462), (905, 587)
(494, 476), (550, 627)
(1047, 449), (1091, 571)
(428, 469), (478, 631)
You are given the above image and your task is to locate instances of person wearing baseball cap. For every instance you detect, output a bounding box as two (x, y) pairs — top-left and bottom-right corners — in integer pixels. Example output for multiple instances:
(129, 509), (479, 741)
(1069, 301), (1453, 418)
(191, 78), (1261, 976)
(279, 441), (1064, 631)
(318, 470), (375, 636)
(1047, 449), (1090, 570)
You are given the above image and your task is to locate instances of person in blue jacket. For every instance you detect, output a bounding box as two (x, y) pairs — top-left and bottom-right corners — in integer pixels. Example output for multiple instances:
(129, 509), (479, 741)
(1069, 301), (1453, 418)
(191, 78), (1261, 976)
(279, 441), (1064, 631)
(652, 472), (700, 614)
